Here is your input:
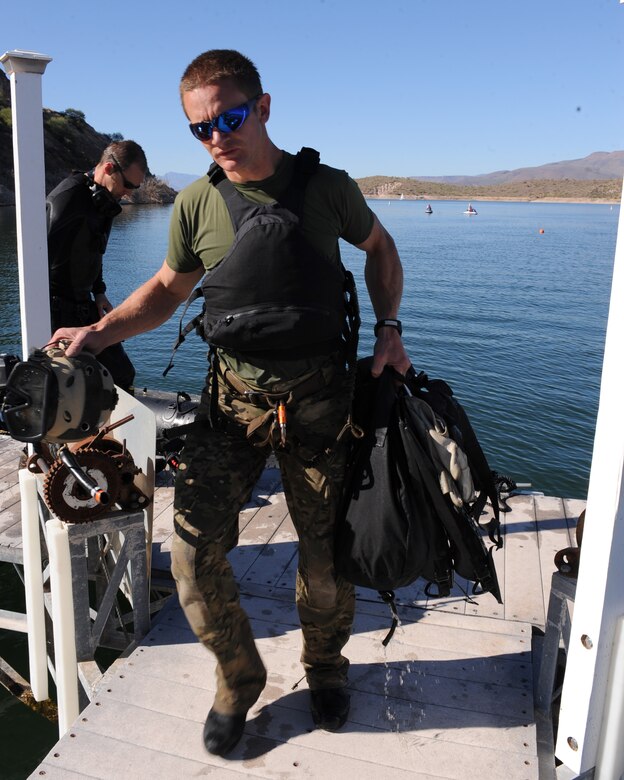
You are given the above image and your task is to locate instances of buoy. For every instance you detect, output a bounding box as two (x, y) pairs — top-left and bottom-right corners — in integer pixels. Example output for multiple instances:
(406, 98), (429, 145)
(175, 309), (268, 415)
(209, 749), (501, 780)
(539, 228), (545, 234)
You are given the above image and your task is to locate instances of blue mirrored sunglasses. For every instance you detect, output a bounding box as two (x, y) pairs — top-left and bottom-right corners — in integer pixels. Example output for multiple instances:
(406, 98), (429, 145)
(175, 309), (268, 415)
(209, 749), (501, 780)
(189, 95), (262, 142)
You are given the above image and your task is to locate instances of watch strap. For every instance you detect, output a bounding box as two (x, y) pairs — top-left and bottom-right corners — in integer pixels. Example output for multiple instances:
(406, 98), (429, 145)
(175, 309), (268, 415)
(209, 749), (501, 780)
(374, 318), (403, 337)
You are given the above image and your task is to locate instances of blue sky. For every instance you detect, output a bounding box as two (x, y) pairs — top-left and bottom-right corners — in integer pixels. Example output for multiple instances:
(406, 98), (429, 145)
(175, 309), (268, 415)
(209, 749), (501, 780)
(2, 0), (623, 179)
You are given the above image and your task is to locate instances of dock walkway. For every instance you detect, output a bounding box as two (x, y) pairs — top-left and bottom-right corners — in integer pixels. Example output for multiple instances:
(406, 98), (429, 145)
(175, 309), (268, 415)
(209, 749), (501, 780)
(0, 435), (584, 779)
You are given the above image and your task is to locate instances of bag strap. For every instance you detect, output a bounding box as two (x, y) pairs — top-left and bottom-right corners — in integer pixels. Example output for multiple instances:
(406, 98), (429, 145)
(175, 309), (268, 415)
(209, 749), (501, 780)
(395, 393), (502, 603)
(378, 590), (400, 646)
(162, 285), (205, 377)
(403, 365), (502, 548)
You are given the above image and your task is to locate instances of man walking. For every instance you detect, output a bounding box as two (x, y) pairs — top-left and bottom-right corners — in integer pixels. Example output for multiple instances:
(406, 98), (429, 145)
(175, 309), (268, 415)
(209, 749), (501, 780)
(53, 49), (410, 756)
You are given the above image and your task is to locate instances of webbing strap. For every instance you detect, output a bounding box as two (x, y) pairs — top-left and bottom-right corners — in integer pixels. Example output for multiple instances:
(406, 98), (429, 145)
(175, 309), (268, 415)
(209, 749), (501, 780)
(379, 590), (399, 646)
(163, 286), (204, 377)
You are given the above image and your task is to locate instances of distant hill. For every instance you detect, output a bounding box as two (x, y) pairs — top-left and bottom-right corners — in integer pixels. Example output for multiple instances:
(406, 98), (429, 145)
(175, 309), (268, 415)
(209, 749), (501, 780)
(160, 171), (203, 191)
(355, 175), (620, 203)
(0, 70), (175, 206)
(412, 151), (624, 187)
(165, 151), (623, 204)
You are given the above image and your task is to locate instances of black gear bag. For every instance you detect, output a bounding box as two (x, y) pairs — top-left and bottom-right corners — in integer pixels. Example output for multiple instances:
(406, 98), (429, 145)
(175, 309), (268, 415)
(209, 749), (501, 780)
(335, 358), (503, 642)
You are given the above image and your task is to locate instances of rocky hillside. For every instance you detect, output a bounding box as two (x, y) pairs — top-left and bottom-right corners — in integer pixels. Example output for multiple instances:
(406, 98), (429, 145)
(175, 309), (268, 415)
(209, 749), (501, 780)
(0, 70), (175, 206)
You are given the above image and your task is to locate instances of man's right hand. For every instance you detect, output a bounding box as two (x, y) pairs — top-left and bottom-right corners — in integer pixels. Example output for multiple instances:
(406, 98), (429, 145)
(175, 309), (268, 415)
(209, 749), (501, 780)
(48, 326), (107, 358)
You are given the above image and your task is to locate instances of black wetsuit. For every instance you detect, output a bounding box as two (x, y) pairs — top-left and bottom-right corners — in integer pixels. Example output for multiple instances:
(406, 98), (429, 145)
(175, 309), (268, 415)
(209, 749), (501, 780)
(46, 172), (135, 390)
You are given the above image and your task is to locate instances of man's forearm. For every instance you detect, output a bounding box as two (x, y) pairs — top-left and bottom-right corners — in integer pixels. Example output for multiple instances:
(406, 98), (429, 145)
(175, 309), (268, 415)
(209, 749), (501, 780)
(364, 235), (404, 320)
(87, 275), (183, 348)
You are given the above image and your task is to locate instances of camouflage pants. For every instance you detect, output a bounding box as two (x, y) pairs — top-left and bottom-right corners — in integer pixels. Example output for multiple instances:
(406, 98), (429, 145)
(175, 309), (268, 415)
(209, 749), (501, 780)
(171, 356), (355, 716)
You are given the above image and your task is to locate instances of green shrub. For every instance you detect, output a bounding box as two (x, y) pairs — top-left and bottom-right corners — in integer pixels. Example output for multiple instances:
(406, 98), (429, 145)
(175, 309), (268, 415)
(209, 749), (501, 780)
(64, 108), (85, 122)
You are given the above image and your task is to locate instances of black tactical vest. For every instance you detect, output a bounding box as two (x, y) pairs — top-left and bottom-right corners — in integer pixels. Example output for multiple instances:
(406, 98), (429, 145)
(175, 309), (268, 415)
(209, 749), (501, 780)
(201, 148), (348, 354)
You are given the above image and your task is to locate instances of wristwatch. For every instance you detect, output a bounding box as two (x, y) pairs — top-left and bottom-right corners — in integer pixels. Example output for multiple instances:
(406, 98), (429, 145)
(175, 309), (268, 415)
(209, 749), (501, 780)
(374, 318), (403, 337)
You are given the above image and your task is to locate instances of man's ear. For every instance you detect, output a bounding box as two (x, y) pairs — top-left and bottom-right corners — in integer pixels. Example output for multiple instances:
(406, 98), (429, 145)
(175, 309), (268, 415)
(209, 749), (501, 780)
(257, 93), (271, 124)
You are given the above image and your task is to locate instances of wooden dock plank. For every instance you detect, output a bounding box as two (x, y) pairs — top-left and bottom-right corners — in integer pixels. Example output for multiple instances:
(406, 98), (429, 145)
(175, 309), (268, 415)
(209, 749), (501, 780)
(38, 696), (443, 780)
(503, 495), (546, 627)
(238, 514), (298, 588)
(0, 438), (24, 556)
(35, 728), (263, 779)
(0, 506), (23, 563)
(229, 495), (291, 581)
(33, 592), (538, 780)
(99, 647), (535, 755)
(146, 599), (531, 706)
(534, 495), (572, 621)
(0, 438), (22, 469)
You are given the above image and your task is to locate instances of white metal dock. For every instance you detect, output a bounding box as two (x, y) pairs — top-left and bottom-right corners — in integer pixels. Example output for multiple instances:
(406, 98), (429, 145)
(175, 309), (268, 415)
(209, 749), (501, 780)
(0, 434), (585, 779)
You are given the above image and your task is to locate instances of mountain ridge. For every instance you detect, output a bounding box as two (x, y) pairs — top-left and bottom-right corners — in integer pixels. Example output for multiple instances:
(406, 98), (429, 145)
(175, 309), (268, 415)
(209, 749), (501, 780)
(410, 151), (624, 187)
(161, 151), (624, 203)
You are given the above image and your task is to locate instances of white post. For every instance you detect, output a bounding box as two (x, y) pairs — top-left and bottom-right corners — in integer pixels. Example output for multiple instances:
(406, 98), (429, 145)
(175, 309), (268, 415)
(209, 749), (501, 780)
(555, 178), (624, 776)
(46, 517), (80, 737)
(0, 50), (52, 358)
(595, 616), (624, 780)
(18, 469), (48, 702)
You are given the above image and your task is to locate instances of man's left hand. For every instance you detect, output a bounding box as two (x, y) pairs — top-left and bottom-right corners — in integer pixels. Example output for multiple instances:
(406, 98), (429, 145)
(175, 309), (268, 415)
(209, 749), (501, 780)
(371, 327), (411, 378)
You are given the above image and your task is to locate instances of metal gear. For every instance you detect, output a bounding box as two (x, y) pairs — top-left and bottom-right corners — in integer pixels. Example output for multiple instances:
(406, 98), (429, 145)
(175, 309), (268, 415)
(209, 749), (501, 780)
(43, 449), (122, 523)
(76, 441), (151, 513)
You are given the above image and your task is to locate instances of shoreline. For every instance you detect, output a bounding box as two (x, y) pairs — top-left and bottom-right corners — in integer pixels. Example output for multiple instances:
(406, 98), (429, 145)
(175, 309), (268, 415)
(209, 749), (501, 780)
(1, 195), (620, 209)
(365, 195), (620, 205)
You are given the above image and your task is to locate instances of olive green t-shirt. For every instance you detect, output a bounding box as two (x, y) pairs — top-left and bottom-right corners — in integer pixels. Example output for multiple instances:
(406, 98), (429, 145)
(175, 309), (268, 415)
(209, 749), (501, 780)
(166, 150), (374, 386)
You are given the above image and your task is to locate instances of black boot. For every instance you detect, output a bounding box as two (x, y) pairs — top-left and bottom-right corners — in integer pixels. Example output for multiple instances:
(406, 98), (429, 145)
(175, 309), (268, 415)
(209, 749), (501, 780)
(203, 708), (247, 756)
(310, 688), (350, 731)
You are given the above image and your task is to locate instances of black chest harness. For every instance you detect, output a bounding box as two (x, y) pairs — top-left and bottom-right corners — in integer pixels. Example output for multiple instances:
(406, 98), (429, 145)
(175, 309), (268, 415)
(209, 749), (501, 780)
(165, 147), (360, 374)
(202, 148), (349, 354)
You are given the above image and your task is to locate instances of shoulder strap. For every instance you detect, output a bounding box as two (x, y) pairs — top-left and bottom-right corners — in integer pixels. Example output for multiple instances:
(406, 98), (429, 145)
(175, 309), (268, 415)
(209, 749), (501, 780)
(295, 147), (320, 178)
(279, 147), (320, 217)
(207, 162), (226, 186)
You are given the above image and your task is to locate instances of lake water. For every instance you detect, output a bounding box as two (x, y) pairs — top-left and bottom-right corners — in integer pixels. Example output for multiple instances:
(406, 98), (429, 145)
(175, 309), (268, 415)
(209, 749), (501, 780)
(0, 198), (618, 499)
(0, 197), (619, 775)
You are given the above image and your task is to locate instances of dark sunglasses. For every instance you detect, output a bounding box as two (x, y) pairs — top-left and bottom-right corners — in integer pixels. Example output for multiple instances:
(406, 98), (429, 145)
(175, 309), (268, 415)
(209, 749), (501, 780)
(189, 95), (262, 142)
(110, 154), (141, 190)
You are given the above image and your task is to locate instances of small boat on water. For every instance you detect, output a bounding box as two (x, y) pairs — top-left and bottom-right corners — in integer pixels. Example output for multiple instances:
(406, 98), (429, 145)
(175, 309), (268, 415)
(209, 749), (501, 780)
(425, 204), (433, 214)
(464, 203), (478, 215)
